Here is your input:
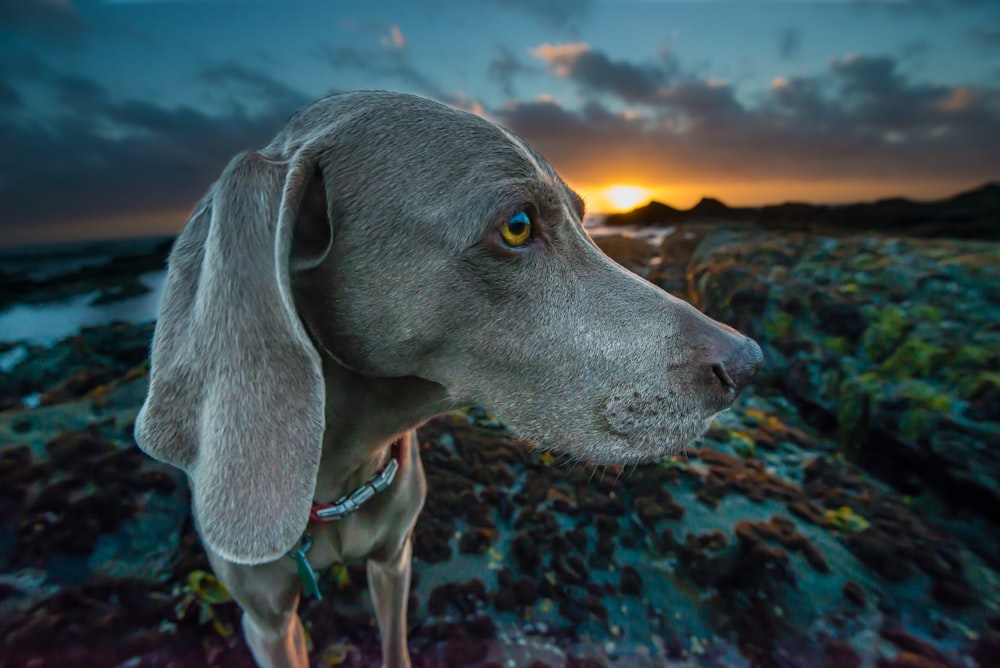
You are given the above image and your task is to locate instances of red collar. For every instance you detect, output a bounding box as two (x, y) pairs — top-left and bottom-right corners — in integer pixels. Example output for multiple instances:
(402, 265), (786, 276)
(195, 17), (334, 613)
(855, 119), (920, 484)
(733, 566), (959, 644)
(309, 438), (403, 523)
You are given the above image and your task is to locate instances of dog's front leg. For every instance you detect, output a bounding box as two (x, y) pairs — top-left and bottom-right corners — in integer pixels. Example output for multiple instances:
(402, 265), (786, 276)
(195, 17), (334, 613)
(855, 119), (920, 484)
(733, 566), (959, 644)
(207, 550), (307, 668)
(367, 537), (414, 668)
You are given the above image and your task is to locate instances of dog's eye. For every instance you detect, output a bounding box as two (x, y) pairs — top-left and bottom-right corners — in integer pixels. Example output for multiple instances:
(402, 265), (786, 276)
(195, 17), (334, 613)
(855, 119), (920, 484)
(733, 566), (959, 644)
(500, 211), (532, 248)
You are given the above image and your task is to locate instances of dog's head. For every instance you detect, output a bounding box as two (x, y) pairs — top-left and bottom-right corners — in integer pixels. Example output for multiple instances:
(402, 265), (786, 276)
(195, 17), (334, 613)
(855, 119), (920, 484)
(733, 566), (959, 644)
(135, 91), (760, 564)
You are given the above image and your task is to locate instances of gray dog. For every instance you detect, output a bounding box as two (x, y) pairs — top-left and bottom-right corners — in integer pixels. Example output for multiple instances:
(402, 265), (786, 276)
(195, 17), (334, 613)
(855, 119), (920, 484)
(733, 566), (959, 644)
(134, 90), (761, 668)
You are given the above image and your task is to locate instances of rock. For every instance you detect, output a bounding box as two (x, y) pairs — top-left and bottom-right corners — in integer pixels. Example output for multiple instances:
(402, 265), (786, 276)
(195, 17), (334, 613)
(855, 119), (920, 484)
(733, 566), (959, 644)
(458, 526), (496, 555)
(842, 581), (867, 607)
(845, 530), (912, 583)
(972, 634), (1000, 668)
(512, 531), (542, 573)
(879, 628), (949, 665)
(552, 552), (589, 586)
(427, 579), (488, 617)
(823, 641), (861, 668)
(877, 651), (950, 668)
(413, 514), (452, 563)
(688, 229), (1000, 524)
(989, 612), (1000, 632)
(620, 566), (642, 596)
(930, 579), (977, 608)
(593, 234), (660, 275)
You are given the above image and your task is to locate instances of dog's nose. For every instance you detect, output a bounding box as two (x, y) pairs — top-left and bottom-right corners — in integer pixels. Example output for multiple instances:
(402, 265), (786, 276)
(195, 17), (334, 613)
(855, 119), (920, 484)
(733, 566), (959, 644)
(709, 337), (763, 392)
(687, 310), (763, 395)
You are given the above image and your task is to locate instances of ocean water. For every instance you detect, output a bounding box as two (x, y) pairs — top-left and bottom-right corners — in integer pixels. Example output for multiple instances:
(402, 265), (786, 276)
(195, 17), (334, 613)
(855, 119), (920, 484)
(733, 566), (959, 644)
(0, 236), (172, 346)
(0, 270), (167, 346)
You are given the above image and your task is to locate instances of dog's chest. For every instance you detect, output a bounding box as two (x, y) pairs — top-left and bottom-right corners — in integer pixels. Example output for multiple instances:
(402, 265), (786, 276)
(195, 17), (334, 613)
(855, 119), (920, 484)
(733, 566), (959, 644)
(304, 456), (426, 569)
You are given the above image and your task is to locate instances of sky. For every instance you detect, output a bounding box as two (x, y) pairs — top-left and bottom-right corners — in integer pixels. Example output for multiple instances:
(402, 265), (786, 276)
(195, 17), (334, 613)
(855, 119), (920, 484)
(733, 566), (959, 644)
(1, 0), (998, 247)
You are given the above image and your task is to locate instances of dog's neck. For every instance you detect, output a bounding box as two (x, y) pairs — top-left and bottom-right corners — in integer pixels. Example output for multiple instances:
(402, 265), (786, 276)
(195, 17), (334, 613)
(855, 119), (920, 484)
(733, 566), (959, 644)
(311, 354), (453, 503)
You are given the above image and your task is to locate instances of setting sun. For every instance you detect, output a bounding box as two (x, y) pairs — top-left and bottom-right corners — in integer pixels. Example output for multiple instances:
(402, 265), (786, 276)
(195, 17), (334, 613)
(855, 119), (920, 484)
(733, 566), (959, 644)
(602, 185), (651, 212)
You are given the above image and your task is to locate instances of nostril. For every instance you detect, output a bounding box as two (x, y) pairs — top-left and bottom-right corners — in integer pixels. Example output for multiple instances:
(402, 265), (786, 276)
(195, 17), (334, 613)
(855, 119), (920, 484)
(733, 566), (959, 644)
(710, 363), (737, 390)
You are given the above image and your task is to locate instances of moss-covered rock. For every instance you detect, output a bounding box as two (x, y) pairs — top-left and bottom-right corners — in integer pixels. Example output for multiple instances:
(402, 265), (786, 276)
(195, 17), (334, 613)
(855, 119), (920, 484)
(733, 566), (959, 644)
(688, 230), (1000, 519)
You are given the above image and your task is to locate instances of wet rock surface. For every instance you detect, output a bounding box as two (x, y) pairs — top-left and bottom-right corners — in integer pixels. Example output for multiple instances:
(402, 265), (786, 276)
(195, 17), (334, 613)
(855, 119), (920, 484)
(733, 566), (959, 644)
(1, 226), (998, 666)
(687, 230), (1000, 557)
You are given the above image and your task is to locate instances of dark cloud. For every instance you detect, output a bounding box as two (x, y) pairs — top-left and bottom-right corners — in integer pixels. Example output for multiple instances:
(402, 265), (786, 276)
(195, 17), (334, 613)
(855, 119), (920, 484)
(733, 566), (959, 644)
(0, 78), (21, 107)
(0, 0), (89, 45)
(778, 27), (801, 61)
(199, 62), (311, 110)
(0, 43), (51, 80)
(487, 45), (535, 98)
(900, 39), (931, 59)
(50, 74), (109, 109)
(969, 26), (1000, 48)
(826, 54), (964, 134)
(0, 102), (295, 233)
(494, 52), (1000, 187)
(660, 82), (745, 125)
(486, 0), (593, 31)
(0, 61), (317, 234)
(320, 42), (449, 101)
(531, 43), (682, 106)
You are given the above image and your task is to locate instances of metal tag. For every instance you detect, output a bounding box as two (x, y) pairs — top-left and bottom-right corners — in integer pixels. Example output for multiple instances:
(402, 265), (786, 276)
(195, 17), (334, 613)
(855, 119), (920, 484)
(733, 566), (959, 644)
(289, 535), (322, 600)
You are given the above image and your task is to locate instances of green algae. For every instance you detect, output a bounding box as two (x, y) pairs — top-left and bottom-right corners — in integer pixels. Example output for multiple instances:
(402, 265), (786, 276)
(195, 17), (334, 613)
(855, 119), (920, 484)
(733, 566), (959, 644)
(895, 379), (956, 442)
(839, 282), (861, 295)
(911, 304), (944, 324)
(764, 309), (795, 340)
(861, 304), (913, 361)
(823, 336), (854, 357)
(732, 431), (757, 458)
(898, 379), (955, 412)
(882, 338), (950, 380)
(960, 371), (1000, 401)
(837, 371), (884, 448)
(825, 506), (871, 533)
(955, 344), (999, 368)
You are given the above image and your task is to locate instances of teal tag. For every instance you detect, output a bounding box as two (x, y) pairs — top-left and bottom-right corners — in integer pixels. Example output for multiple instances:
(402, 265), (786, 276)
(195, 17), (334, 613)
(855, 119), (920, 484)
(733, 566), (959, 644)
(290, 535), (322, 600)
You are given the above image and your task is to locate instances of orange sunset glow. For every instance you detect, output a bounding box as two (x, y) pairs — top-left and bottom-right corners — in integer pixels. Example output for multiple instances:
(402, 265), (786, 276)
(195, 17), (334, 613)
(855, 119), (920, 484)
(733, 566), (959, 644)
(599, 185), (652, 212)
(571, 177), (986, 220)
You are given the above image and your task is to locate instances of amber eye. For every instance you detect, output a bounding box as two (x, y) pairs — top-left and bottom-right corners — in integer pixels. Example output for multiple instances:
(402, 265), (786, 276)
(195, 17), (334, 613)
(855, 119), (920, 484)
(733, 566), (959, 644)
(500, 211), (532, 247)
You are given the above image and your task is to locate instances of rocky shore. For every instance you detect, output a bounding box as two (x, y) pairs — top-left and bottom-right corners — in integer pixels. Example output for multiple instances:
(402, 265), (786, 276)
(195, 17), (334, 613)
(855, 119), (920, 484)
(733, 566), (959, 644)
(1, 209), (998, 666)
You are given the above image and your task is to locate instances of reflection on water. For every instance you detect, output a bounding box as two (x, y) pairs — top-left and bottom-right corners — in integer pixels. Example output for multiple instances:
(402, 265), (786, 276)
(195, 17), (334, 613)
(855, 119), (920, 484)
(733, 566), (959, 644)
(0, 270), (167, 346)
(585, 223), (677, 245)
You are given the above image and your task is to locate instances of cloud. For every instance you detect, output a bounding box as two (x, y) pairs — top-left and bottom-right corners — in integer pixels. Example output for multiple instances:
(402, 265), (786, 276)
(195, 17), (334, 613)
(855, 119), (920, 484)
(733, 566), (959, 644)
(0, 63), (316, 235)
(778, 27), (802, 61)
(0, 0), (89, 45)
(969, 26), (1000, 48)
(199, 61), (311, 110)
(50, 74), (110, 109)
(0, 105), (290, 234)
(530, 42), (682, 105)
(494, 52), (1000, 188)
(899, 39), (931, 59)
(320, 43), (448, 101)
(485, 0), (593, 31)
(380, 25), (407, 51)
(0, 80), (23, 108)
(488, 45), (536, 97)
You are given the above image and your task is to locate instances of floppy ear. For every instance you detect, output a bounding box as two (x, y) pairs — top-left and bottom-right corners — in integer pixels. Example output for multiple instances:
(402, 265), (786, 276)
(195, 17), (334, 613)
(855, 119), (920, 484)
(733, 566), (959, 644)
(135, 149), (332, 565)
